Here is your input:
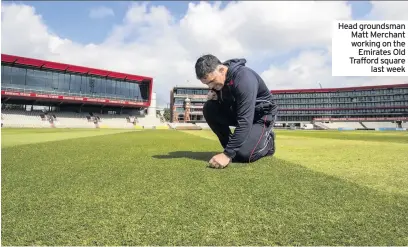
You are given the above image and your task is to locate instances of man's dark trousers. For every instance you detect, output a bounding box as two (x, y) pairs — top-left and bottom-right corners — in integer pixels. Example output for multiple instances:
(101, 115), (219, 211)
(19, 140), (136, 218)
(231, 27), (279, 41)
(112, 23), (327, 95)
(203, 100), (276, 163)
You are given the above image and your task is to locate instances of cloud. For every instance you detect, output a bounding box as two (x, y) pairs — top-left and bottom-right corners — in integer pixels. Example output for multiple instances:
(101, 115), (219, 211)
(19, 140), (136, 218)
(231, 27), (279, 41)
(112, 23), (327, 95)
(261, 49), (332, 90)
(89, 6), (114, 19)
(1, 4), (68, 56)
(178, 1), (352, 59)
(261, 49), (407, 91)
(1, 1), (407, 108)
(366, 1), (408, 20)
(260, 1), (408, 91)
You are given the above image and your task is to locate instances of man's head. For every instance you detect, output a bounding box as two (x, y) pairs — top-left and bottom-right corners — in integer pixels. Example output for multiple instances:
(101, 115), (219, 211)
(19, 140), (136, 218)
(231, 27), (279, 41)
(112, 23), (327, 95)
(195, 54), (228, 91)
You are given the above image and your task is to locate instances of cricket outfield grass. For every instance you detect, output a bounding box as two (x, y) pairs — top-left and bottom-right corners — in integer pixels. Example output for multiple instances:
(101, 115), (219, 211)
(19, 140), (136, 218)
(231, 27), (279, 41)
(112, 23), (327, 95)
(2, 128), (407, 245)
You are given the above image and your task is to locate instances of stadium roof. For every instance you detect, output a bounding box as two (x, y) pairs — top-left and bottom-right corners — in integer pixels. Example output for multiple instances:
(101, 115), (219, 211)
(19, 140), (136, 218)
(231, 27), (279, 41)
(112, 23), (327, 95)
(1, 54), (153, 83)
(171, 83), (408, 94)
(271, 83), (408, 94)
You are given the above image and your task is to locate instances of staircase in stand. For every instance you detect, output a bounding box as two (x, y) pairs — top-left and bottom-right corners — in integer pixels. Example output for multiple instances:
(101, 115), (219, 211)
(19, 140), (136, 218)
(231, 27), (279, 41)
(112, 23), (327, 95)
(359, 121), (368, 129)
(313, 122), (329, 130)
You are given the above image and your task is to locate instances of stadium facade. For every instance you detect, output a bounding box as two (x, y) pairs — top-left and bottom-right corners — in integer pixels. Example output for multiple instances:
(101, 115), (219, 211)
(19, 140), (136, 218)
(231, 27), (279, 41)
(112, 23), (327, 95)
(273, 84), (408, 125)
(1, 54), (153, 113)
(2, 53), (407, 130)
(1, 54), (167, 129)
(170, 86), (209, 123)
(170, 83), (408, 127)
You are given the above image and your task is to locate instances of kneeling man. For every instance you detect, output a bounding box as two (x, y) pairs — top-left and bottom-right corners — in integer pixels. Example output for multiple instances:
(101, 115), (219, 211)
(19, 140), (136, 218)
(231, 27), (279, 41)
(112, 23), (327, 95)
(195, 54), (278, 169)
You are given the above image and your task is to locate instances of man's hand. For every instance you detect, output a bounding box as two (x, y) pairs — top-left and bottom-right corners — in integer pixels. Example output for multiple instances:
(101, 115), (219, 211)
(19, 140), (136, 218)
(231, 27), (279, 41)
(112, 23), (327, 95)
(207, 90), (218, 100)
(208, 153), (231, 169)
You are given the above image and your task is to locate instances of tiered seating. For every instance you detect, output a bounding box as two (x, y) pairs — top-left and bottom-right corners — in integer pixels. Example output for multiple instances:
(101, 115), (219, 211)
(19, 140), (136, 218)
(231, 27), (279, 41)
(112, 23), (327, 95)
(1, 110), (50, 128)
(52, 112), (95, 128)
(313, 122), (329, 130)
(362, 122), (397, 129)
(321, 122), (364, 130)
(195, 123), (211, 129)
(311, 120), (406, 131)
(1, 109), (170, 129)
(94, 114), (135, 129)
(168, 123), (202, 130)
(136, 115), (168, 129)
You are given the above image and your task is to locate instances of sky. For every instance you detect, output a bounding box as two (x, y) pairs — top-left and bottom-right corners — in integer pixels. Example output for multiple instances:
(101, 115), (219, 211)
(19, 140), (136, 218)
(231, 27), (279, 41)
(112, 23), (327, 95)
(1, 1), (408, 107)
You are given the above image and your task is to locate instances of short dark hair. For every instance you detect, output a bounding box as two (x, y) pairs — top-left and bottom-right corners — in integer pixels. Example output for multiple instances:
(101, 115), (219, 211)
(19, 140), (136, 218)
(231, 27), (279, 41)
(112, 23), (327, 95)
(195, 54), (222, 79)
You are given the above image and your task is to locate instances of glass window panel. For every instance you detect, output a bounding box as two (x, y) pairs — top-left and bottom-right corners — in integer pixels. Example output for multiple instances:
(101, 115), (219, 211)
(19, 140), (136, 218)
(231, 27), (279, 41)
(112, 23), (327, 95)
(119, 81), (126, 98)
(100, 78), (107, 97)
(113, 81), (119, 97)
(41, 71), (51, 91)
(65, 74), (71, 92)
(132, 83), (138, 100)
(105, 79), (111, 96)
(11, 67), (26, 87)
(1, 65), (13, 86)
(1, 65), (11, 86)
(97, 78), (103, 95)
(50, 71), (59, 91)
(134, 84), (141, 100)
(58, 73), (69, 92)
(111, 80), (119, 97)
(88, 77), (96, 94)
(81, 76), (89, 94)
(93, 78), (99, 95)
(128, 83), (134, 99)
(70, 74), (81, 93)
(26, 69), (45, 90)
(114, 80), (120, 97)
(125, 82), (130, 98)
(99, 79), (105, 95)
(119, 81), (124, 98)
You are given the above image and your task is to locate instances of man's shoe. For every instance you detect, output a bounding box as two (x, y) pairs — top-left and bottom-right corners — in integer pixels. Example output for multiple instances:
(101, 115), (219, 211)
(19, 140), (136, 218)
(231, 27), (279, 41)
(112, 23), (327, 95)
(267, 131), (276, 156)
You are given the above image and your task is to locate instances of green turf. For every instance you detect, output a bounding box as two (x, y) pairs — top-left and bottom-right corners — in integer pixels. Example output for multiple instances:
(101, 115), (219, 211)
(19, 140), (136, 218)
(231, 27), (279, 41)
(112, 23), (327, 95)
(1, 128), (135, 148)
(1, 128), (408, 245)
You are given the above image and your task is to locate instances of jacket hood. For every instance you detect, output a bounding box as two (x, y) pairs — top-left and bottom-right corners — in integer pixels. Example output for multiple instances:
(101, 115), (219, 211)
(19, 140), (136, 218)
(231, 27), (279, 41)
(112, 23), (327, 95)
(223, 58), (247, 82)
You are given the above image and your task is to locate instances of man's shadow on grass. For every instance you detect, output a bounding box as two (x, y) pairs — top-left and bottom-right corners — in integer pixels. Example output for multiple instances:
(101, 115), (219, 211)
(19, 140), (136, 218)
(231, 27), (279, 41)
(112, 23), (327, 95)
(152, 151), (216, 162)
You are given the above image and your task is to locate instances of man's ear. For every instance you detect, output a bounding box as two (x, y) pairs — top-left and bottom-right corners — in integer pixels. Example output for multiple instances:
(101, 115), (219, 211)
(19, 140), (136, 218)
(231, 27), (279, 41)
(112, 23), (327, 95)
(220, 65), (228, 75)
(217, 67), (224, 76)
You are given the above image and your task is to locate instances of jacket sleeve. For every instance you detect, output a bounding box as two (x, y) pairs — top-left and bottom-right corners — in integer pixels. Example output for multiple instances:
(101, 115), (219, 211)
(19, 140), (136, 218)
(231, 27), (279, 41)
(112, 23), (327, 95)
(223, 69), (258, 159)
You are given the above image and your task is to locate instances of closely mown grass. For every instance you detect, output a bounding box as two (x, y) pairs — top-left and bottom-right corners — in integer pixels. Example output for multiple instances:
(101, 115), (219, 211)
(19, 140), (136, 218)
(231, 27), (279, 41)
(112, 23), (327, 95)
(1, 128), (408, 245)
(274, 130), (408, 196)
(1, 128), (134, 148)
(276, 129), (408, 144)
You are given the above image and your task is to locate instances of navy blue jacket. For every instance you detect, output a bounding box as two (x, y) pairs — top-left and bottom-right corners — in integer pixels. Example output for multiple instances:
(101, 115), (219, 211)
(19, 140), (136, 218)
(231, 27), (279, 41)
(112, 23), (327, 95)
(217, 59), (278, 159)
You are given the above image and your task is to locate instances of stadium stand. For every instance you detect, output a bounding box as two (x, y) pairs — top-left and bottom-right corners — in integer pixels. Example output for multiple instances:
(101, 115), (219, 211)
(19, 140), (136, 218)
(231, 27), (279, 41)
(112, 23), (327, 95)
(95, 114), (135, 129)
(135, 115), (165, 129)
(167, 122), (202, 130)
(195, 122), (211, 129)
(316, 121), (364, 130)
(312, 122), (329, 130)
(312, 120), (407, 131)
(169, 83), (408, 132)
(2, 54), (407, 131)
(359, 121), (368, 129)
(1, 108), (171, 129)
(2, 110), (49, 128)
(1, 54), (165, 129)
(51, 112), (98, 128)
(362, 122), (397, 129)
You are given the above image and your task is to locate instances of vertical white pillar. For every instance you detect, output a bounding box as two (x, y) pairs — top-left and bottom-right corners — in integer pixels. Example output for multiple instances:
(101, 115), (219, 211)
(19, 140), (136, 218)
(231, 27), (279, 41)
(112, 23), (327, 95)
(148, 92), (157, 117)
